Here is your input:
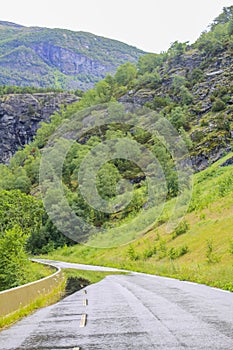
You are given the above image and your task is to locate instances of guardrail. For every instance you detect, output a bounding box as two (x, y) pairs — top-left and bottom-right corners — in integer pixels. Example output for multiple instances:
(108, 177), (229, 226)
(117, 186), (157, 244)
(0, 261), (64, 317)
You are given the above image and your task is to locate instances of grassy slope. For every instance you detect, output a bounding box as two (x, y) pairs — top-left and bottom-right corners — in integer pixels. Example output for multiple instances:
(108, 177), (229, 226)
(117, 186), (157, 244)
(23, 261), (54, 284)
(43, 152), (233, 291)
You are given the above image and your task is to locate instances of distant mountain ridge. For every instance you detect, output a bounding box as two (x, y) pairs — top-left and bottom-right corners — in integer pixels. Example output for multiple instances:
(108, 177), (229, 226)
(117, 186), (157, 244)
(0, 21), (145, 90)
(0, 21), (24, 28)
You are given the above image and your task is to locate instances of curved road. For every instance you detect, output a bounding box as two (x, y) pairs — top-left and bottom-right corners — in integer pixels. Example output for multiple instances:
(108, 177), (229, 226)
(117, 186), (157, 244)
(0, 260), (233, 349)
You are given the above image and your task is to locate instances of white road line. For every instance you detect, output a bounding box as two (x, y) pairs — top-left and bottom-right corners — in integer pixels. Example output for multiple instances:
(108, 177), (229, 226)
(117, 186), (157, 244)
(80, 314), (87, 328)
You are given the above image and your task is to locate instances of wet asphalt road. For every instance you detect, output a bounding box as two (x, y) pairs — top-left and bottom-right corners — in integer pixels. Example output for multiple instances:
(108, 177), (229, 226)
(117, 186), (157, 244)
(0, 260), (233, 349)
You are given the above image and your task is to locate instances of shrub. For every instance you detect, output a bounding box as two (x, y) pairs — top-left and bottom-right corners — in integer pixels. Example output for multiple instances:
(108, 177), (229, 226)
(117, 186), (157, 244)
(158, 239), (167, 259)
(212, 98), (226, 112)
(0, 226), (29, 290)
(168, 245), (189, 260)
(206, 239), (220, 264)
(127, 245), (139, 261)
(143, 246), (157, 259)
(172, 220), (189, 239)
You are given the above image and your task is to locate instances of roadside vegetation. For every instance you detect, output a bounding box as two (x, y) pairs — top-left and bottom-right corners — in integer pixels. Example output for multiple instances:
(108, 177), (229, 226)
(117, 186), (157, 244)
(0, 6), (233, 294)
(43, 153), (233, 291)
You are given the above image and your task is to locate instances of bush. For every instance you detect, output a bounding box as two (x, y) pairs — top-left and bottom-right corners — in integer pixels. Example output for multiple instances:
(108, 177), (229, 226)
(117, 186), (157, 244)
(158, 239), (167, 259)
(143, 245), (157, 259)
(206, 239), (220, 264)
(172, 220), (189, 239)
(152, 96), (170, 109)
(0, 226), (29, 290)
(212, 98), (226, 112)
(188, 68), (203, 84)
(127, 245), (139, 261)
(168, 245), (189, 260)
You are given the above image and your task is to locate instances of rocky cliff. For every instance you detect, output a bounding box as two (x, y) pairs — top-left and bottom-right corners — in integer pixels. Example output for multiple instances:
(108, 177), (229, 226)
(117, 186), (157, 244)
(119, 47), (233, 171)
(0, 93), (79, 163)
(0, 21), (145, 90)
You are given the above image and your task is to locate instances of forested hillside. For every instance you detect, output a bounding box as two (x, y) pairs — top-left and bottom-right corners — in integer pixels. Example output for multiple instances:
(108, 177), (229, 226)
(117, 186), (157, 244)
(0, 7), (233, 291)
(0, 21), (144, 90)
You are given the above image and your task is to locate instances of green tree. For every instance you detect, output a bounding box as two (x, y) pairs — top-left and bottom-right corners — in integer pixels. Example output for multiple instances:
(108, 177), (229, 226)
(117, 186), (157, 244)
(135, 70), (161, 88)
(137, 53), (166, 75)
(168, 41), (188, 59)
(115, 62), (137, 86)
(0, 190), (43, 235)
(228, 18), (233, 36)
(0, 226), (29, 290)
(169, 107), (188, 130)
(212, 6), (233, 28)
(97, 163), (121, 199)
(95, 75), (116, 103)
(172, 75), (188, 93)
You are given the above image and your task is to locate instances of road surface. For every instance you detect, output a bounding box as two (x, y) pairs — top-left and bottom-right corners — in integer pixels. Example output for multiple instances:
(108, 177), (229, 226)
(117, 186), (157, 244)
(0, 260), (233, 349)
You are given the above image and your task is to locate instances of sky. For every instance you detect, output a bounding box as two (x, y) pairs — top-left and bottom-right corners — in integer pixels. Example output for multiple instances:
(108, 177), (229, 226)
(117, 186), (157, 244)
(1, 0), (233, 53)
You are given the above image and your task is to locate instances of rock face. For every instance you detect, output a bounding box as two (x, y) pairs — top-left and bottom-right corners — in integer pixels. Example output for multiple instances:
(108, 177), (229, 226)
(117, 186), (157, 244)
(0, 93), (79, 163)
(119, 48), (233, 171)
(0, 21), (145, 90)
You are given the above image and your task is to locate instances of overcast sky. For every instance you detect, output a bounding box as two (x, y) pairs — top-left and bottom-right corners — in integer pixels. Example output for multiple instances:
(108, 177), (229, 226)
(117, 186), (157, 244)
(1, 0), (233, 53)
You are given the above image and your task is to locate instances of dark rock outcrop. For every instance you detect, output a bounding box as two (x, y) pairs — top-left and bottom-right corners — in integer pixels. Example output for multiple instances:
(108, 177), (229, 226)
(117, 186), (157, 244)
(0, 93), (79, 163)
(119, 48), (233, 172)
(221, 156), (233, 167)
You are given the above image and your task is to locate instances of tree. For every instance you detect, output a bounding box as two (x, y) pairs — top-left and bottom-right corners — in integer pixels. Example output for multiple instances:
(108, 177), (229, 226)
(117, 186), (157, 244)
(180, 86), (193, 105)
(0, 226), (29, 290)
(115, 62), (137, 86)
(97, 163), (121, 199)
(14, 174), (32, 194)
(211, 6), (233, 28)
(168, 41), (188, 59)
(135, 70), (161, 89)
(228, 18), (233, 36)
(95, 75), (116, 103)
(172, 75), (187, 93)
(0, 190), (43, 235)
(137, 53), (166, 75)
(169, 107), (188, 130)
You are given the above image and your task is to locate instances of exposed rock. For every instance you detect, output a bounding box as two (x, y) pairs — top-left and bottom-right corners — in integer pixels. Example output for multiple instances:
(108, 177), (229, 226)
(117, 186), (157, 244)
(119, 88), (155, 105)
(220, 156), (233, 167)
(119, 47), (233, 172)
(0, 93), (79, 163)
(0, 21), (145, 90)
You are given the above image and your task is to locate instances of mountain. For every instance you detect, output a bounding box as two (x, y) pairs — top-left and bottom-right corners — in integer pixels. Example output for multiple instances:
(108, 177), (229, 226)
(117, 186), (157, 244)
(0, 7), (233, 171)
(1, 7), (233, 169)
(0, 7), (233, 292)
(0, 21), (145, 90)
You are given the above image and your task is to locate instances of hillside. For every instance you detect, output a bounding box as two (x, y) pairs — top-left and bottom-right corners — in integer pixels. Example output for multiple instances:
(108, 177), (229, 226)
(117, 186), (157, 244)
(0, 21), (145, 90)
(1, 8), (233, 169)
(0, 7), (233, 291)
(45, 152), (233, 291)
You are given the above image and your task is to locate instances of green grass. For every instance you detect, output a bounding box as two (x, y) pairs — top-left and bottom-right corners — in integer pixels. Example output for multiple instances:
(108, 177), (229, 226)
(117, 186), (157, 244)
(42, 152), (233, 291)
(23, 261), (55, 284)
